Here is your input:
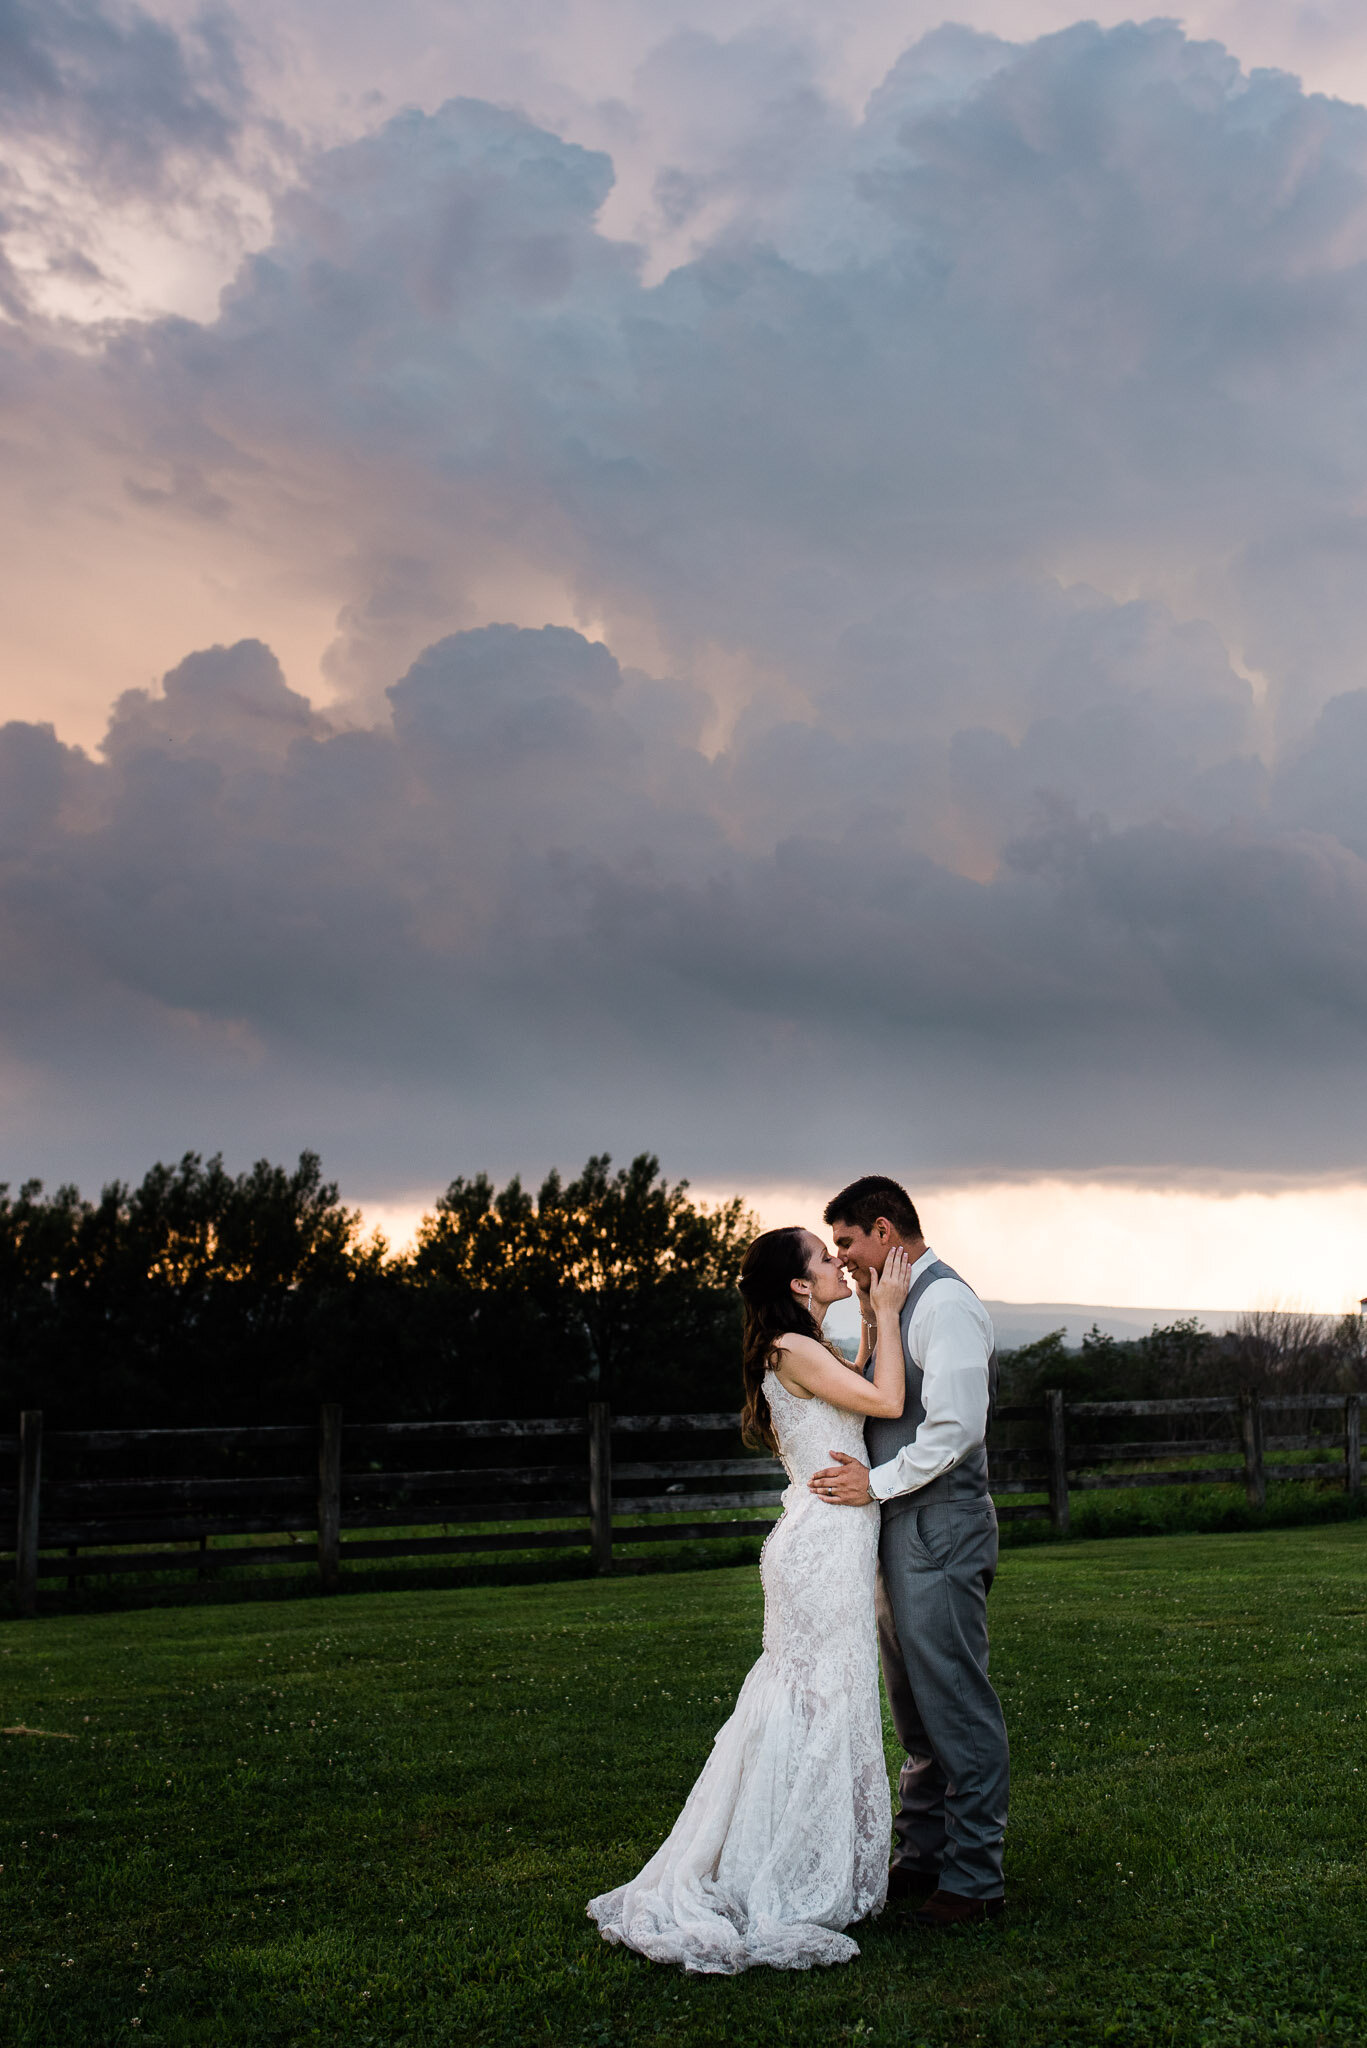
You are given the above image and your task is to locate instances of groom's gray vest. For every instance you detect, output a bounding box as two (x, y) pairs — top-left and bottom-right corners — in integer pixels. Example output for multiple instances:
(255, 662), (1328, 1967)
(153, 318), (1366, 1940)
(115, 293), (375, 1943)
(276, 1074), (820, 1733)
(864, 1260), (998, 1515)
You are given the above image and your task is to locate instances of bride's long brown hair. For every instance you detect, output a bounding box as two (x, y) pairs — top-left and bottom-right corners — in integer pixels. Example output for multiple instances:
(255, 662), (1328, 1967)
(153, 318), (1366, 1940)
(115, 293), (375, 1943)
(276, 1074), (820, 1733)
(738, 1227), (821, 1451)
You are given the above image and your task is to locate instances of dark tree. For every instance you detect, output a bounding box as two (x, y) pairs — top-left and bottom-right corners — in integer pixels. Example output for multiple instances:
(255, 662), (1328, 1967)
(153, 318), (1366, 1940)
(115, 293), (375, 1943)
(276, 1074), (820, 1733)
(412, 1152), (756, 1413)
(0, 1152), (386, 1425)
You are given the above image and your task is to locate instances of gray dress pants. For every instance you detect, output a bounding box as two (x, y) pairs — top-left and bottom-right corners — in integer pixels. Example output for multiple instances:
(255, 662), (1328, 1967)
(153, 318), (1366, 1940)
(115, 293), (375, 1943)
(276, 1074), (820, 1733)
(875, 1495), (1009, 1899)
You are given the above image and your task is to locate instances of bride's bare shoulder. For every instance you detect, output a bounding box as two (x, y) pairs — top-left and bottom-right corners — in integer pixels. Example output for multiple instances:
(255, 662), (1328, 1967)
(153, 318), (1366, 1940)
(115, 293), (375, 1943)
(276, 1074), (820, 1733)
(769, 1332), (829, 1398)
(771, 1332), (829, 1363)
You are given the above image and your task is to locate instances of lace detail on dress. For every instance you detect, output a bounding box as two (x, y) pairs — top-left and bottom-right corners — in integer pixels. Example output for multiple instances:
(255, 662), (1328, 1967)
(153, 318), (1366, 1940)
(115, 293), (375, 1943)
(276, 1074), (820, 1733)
(588, 1372), (889, 1973)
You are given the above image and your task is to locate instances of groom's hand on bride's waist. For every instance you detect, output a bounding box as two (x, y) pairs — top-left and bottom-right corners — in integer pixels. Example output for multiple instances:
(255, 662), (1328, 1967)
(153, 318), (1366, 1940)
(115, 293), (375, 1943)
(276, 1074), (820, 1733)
(809, 1451), (872, 1506)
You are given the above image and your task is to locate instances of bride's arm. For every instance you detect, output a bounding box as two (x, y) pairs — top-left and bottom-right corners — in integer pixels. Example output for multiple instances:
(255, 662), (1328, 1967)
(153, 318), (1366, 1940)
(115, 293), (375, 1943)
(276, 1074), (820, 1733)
(773, 1247), (911, 1417)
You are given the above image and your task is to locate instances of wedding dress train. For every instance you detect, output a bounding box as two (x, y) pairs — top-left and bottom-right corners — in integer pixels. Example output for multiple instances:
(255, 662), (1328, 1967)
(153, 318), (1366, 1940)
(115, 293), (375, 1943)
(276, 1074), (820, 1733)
(587, 1372), (889, 1973)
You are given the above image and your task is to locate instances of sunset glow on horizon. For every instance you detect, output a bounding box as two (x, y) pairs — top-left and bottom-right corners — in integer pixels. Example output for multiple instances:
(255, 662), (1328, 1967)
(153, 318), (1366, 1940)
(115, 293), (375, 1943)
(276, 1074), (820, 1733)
(360, 1176), (1367, 1317)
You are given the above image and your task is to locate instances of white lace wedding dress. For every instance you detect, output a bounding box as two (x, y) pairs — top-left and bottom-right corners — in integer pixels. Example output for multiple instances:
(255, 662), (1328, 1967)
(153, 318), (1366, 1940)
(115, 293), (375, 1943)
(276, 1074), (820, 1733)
(587, 1372), (890, 1973)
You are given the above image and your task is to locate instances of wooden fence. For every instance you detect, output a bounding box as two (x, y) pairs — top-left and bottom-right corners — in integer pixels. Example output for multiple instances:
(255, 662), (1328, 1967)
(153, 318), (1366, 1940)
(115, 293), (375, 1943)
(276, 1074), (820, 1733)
(3, 1390), (1362, 1616)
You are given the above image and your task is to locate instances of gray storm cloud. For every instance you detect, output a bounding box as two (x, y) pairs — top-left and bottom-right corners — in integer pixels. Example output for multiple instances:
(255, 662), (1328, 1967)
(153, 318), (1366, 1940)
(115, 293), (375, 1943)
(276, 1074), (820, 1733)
(3, 17), (1367, 1188)
(0, 0), (244, 188)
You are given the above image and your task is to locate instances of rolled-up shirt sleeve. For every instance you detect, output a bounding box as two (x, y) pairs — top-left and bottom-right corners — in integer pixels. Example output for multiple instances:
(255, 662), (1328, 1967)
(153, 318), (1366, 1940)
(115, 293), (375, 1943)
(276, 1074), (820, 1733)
(867, 1287), (993, 1502)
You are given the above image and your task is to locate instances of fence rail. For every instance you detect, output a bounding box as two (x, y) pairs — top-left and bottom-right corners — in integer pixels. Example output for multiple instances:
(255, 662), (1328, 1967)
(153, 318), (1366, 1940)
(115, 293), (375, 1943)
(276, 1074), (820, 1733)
(3, 1390), (1362, 1615)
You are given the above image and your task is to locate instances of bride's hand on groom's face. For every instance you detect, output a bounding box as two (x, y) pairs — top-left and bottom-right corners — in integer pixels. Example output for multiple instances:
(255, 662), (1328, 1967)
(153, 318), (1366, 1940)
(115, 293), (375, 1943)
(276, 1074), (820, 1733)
(844, 1259), (872, 1313)
(868, 1243), (912, 1315)
(809, 1451), (872, 1506)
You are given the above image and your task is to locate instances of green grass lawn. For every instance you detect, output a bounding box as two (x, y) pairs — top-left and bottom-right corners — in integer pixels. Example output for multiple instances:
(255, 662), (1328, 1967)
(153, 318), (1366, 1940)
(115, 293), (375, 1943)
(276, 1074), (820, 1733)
(2, 1523), (1365, 2047)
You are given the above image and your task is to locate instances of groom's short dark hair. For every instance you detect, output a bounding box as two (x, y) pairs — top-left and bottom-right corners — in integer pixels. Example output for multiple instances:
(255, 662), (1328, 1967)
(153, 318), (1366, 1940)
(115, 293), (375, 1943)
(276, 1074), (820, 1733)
(824, 1176), (921, 1240)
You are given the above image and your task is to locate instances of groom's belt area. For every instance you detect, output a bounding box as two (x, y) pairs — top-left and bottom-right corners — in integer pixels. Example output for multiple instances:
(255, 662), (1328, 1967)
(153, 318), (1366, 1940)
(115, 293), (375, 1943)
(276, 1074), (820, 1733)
(877, 1465), (992, 1516)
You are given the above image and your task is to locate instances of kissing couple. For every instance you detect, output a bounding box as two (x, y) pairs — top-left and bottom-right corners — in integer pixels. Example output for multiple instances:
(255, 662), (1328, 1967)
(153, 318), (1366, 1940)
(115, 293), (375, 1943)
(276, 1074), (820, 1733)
(588, 1174), (1009, 1974)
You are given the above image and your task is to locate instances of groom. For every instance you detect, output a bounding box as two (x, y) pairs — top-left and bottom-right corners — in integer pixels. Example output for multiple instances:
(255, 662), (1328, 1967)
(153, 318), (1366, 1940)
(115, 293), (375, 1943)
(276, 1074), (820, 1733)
(810, 1175), (1009, 1928)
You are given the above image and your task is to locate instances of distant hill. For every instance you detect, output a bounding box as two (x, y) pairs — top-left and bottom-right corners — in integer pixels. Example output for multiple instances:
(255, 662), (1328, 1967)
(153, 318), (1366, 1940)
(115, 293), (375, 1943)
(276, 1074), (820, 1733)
(824, 1296), (1248, 1353)
(983, 1302), (1246, 1349)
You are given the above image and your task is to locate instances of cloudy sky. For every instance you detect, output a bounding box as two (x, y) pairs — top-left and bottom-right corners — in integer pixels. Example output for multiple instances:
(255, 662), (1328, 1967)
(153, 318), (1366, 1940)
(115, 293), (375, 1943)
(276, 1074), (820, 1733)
(4, 0), (1367, 1306)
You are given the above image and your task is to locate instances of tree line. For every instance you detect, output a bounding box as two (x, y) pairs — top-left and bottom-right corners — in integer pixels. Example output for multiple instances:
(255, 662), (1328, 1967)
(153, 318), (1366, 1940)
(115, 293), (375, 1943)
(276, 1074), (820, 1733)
(1000, 1310), (1367, 1410)
(2, 1147), (1362, 1428)
(0, 1151), (755, 1427)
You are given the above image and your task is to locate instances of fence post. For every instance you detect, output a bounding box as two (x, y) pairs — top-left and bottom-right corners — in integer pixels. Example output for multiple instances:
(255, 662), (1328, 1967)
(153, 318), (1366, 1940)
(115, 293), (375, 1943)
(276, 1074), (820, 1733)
(318, 1403), (342, 1594)
(15, 1410), (43, 1619)
(1346, 1393), (1362, 1499)
(588, 1401), (613, 1575)
(1045, 1388), (1069, 1534)
(1238, 1391), (1266, 1509)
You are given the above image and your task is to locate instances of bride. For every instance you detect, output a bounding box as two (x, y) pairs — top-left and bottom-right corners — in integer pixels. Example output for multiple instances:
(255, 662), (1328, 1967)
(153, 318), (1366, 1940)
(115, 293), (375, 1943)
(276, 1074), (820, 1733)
(588, 1226), (910, 1973)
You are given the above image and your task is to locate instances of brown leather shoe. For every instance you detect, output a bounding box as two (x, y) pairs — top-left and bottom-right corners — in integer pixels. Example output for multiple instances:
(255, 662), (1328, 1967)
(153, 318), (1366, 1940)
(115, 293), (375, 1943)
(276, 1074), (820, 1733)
(886, 1864), (941, 1900)
(912, 1890), (1004, 1929)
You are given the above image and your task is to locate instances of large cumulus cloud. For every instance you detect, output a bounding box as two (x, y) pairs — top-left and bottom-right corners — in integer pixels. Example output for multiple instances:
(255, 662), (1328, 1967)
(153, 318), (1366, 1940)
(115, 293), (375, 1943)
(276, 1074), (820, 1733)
(4, 18), (1367, 1187)
(3, 609), (1366, 1186)
(79, 20), (1367, 719)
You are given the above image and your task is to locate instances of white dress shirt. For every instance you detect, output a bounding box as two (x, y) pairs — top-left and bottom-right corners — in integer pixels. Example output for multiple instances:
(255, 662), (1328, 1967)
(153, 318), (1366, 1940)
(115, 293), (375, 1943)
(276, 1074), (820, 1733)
(867, 1246), (996, 1502)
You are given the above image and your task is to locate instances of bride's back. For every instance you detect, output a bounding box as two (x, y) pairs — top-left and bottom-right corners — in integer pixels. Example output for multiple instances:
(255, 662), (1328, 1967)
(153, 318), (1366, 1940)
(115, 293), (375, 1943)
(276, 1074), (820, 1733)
(765, 1370), (871, 1491)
